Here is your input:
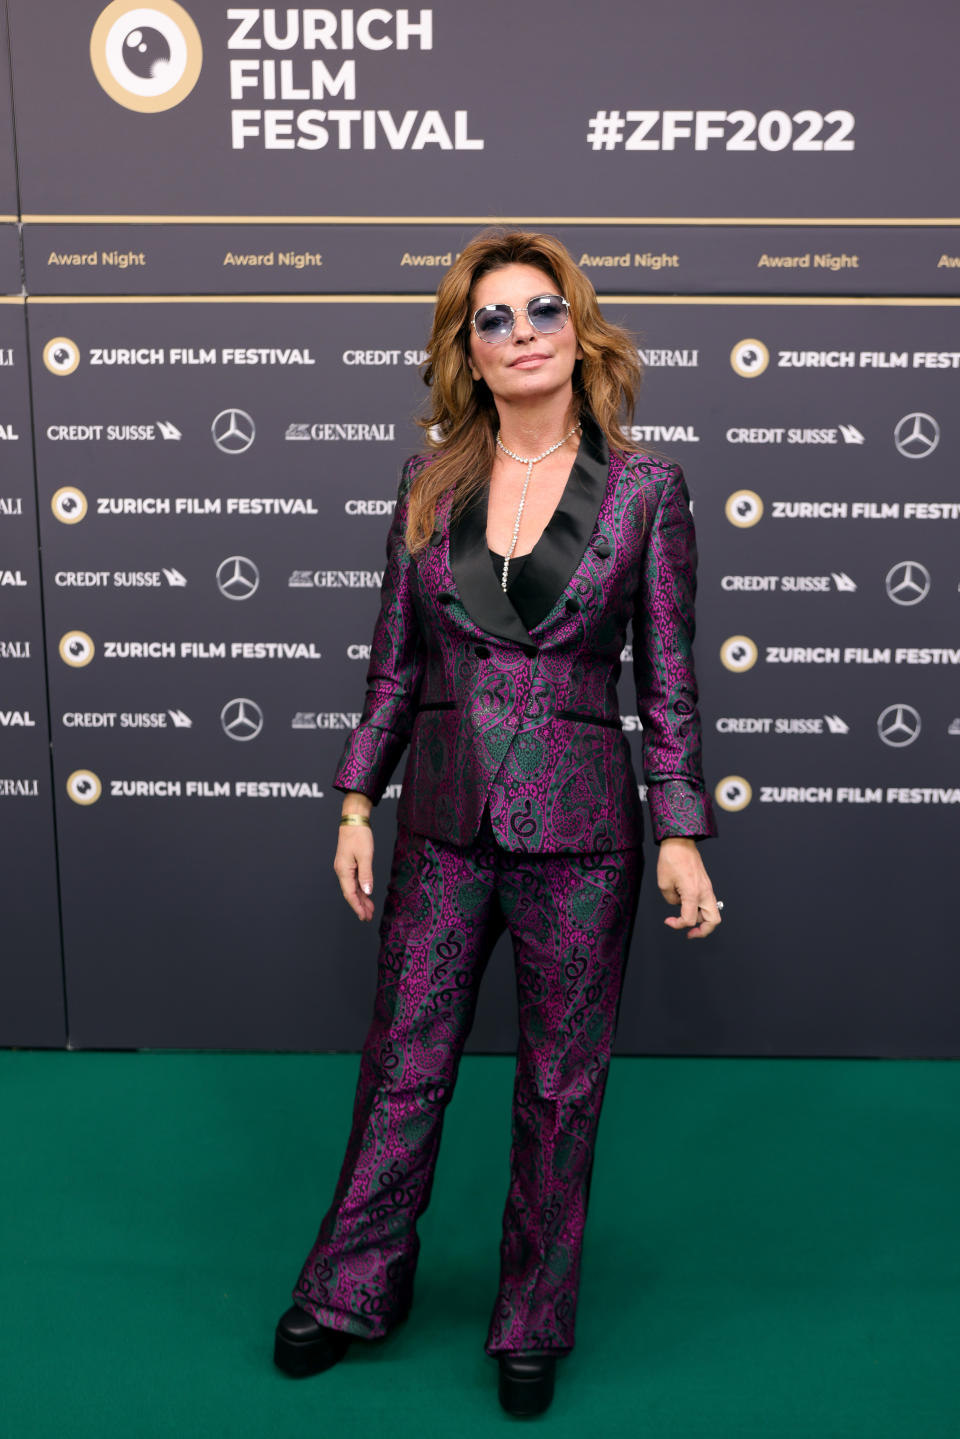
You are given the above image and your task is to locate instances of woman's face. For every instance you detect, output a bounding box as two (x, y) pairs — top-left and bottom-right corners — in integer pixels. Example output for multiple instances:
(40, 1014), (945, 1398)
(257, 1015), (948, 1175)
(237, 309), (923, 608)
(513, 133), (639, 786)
(466, 262), (582, 407)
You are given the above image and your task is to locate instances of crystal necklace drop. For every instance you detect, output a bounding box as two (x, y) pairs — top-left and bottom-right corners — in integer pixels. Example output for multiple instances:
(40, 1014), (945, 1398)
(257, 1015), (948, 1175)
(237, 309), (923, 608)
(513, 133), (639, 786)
(495, 424), (579, 591)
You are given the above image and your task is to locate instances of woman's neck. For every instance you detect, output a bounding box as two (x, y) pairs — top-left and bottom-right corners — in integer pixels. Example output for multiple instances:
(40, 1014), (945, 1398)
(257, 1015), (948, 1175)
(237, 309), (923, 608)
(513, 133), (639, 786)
(494, 394), (579, 457)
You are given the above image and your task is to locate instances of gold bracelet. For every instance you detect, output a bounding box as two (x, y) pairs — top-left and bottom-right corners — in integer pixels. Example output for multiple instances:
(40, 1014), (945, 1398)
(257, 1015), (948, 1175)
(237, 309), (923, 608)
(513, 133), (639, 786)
(339, 814), (372, 827)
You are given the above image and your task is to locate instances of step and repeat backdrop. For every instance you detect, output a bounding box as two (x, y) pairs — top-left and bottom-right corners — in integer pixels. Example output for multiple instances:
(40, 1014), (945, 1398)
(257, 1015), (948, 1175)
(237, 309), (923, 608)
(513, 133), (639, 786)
(1, 0), (958, 1053)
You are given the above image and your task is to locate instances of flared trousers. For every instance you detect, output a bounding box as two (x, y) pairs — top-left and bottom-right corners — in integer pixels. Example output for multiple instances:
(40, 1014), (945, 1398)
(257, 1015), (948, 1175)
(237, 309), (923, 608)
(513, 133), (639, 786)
(293, 811), (643, 1354)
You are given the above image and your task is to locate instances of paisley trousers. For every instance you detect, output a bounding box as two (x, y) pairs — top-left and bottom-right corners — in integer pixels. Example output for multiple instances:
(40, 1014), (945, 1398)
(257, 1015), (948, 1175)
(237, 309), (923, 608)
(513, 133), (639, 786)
(293, 813), (643, 1354)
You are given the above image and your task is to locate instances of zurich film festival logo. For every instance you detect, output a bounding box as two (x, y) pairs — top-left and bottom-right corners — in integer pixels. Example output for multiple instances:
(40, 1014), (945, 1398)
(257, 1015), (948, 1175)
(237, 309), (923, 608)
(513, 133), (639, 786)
(67, 769), (102, 805)
(52, 486), (88, 523)
(730, 340), (770, 378)
(43, 338), (81, 376)
(724, 490), (764, 527)
(59, 631), (96, 667)
(720, 636), (758, 673)
(715, 776), (752, 812)
(90, 1), (202, 113)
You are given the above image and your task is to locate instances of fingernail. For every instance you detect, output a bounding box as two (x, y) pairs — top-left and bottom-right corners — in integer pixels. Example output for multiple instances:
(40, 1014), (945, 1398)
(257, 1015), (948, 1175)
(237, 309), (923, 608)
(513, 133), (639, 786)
(362, 883), (372, 895)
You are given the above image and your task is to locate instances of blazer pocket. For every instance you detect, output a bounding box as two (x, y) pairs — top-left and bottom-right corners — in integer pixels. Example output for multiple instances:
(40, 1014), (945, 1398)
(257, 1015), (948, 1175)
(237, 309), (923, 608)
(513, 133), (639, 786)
(556, 709), (623, 731)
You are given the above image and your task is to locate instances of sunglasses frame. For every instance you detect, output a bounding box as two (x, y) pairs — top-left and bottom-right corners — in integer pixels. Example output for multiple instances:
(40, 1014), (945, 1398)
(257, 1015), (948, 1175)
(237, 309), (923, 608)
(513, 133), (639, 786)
(471, 293), (571, 345)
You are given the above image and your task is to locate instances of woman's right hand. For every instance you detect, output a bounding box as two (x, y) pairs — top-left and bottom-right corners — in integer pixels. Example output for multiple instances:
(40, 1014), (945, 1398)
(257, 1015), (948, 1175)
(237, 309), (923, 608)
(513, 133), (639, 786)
(333, 792), (375, 922)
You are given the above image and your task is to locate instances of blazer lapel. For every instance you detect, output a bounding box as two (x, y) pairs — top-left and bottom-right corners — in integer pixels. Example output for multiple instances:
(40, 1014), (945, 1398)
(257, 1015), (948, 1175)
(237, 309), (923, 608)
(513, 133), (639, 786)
(449, 478), (537, 649)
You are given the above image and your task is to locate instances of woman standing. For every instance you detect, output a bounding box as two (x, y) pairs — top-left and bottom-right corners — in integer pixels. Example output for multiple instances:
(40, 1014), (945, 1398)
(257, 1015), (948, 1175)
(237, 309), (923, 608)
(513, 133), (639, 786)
(274, 230), (721, 1416)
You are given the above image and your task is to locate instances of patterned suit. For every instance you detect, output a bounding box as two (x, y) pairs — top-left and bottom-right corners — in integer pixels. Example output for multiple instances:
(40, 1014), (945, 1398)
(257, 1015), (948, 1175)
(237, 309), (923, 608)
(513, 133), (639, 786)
(293, 418), (716, 1353)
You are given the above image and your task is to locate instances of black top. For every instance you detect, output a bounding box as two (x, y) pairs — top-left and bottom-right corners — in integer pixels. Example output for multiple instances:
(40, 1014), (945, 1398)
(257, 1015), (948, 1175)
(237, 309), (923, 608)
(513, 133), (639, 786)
(492, 543), (529, 589)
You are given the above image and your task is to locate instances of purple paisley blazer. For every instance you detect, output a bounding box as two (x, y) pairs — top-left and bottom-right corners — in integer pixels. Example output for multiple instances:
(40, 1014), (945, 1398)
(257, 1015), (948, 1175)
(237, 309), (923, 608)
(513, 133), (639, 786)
(333, 418), (717, 852)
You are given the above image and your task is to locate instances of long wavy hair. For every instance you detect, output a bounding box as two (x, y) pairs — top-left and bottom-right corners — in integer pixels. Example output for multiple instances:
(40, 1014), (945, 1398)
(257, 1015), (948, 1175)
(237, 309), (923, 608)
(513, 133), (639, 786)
(406, 229), (643, 553)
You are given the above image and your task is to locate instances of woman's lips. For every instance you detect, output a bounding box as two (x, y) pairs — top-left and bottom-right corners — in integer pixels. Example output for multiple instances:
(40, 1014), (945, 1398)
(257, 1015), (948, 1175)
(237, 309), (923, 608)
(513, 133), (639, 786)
(509, 353), (550, 368)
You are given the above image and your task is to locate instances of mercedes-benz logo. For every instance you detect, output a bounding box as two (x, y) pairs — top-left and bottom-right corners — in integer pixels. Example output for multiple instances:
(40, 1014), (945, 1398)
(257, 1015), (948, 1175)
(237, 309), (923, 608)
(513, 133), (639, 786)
(211, 407), (255, 454)
(877, 703), (921, 748)
(220, 698), (264, 741)
(216, 555), (259, 600)
(893, 412), (940, 459)
(885, 560), (931, 606)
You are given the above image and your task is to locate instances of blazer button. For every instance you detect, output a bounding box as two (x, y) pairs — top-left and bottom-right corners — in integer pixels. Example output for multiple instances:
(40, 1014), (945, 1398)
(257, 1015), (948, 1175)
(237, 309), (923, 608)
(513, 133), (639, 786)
(474, 644), (490, 658)
(565, 597), (581, 613)
(430, 529), (443, 546)
(594, 540), (611, 558)
(437, 591), (454, 604)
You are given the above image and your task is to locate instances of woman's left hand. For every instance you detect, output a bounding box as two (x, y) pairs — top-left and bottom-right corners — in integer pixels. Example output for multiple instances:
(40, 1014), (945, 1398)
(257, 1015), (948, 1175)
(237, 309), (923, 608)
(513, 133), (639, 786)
(657, 836), (722, 939)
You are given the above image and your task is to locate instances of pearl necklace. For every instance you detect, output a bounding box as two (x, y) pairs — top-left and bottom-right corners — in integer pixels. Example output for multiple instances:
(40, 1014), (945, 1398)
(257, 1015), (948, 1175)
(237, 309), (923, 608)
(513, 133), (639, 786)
(495, 425), (579, 591)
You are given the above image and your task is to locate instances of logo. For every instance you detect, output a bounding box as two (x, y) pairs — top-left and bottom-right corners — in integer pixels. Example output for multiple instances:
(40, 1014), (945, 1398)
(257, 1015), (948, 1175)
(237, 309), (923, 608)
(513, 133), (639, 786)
(724, 490), (763, 527)
(287, 568), (383, 589)
(877, 703), (921, 748)
(90, 1), (202, 112)
(949, 718), (960, 736)
(43, 338), (80, 375)
(59, 631), (96, 667)
(832, 572), (857, 592)
(715, 776), (753, 812)
(51, 486), (88, 524)
(285, 422), (397, 442)
(292, 712), (317, 729)
(885, 560), (931, 605)
(730, 339), (769, 378)
(220, 698), (263, 741)
(894, 412), (940, 459)
(839, 425), (865, 444)
(67, 769), (102, 805)
(168, 709), (192, 727)
(823, 714), (850, 734)
(157, 420), (182, 439)
(162, 567), (188, 586)
(720, 636), (758, 673)
(216, 556), (259, 600)
(211, 407), (255, 454)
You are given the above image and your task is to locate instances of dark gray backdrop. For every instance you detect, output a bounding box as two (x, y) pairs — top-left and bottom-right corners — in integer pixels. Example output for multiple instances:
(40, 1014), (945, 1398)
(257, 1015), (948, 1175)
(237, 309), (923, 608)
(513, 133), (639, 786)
(0, 0), (957, 1052)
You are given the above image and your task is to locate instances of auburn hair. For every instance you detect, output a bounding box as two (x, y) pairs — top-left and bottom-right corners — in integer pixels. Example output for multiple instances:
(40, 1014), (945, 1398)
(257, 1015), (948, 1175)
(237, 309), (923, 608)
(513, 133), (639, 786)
(405, 228), (643, 552)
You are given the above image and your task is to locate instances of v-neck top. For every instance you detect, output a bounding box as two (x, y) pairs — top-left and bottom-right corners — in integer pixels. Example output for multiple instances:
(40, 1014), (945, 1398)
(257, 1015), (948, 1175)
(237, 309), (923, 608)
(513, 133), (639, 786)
(488, 548), (541, 627)
(489, 545), (527, 582)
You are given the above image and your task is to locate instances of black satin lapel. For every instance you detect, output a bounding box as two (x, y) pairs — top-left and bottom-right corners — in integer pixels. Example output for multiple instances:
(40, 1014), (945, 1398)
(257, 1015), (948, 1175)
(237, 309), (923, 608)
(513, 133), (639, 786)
(449, 486), (537, 648)
(511, 417), (610, 630)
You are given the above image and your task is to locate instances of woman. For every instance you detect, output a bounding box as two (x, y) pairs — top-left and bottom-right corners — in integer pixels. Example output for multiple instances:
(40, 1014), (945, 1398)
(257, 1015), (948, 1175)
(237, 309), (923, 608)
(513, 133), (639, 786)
(274, 230), (721, 1416)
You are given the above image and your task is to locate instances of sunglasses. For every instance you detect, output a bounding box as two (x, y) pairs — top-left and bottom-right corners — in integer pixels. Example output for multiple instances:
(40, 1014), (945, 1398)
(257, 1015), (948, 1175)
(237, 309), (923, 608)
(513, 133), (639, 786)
(471, 293), (570, 345)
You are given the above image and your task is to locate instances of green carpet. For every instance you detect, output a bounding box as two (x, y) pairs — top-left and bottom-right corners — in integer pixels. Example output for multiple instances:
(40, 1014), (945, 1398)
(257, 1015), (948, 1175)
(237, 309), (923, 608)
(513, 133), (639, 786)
(2, 1052), (958, 1437)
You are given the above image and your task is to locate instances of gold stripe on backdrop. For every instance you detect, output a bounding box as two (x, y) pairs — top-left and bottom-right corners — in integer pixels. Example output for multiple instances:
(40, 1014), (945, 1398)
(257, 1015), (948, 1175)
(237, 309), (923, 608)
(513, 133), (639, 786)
(19, 214), (960, 226)
(22, 294), (960, 306)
